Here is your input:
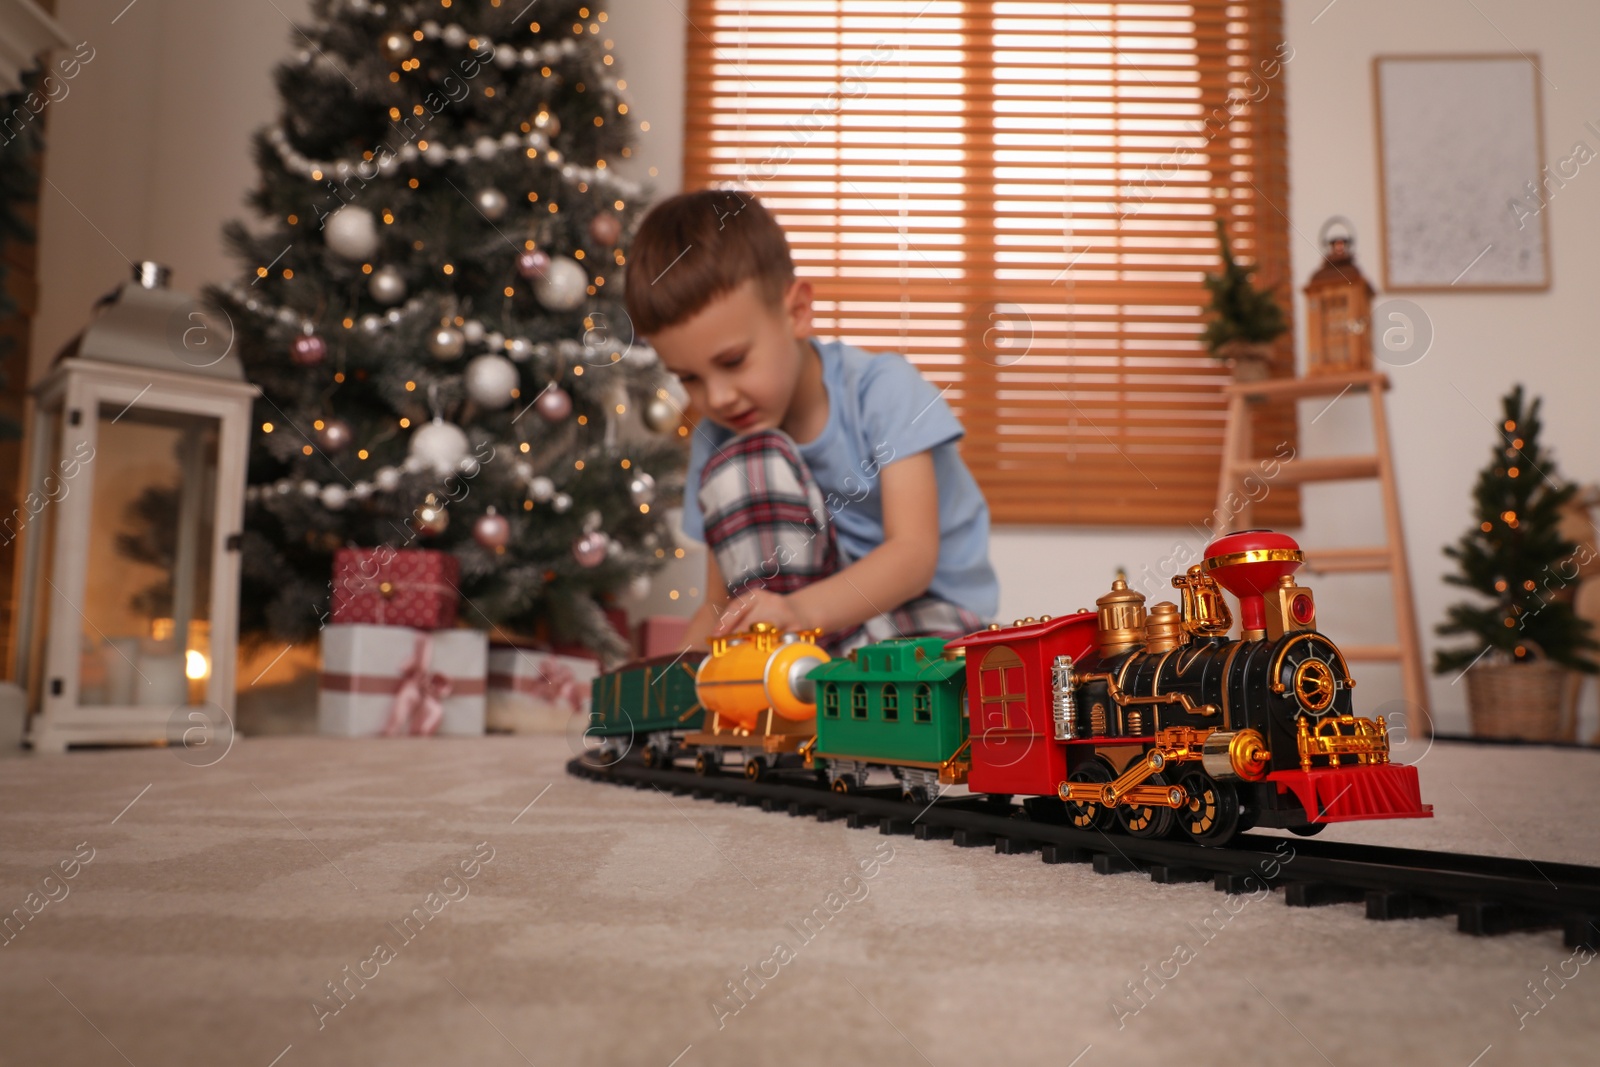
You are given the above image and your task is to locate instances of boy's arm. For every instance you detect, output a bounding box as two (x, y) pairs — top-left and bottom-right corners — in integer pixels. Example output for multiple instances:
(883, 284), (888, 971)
(713, 451), (941, 637)
(680, 550), (730, 651)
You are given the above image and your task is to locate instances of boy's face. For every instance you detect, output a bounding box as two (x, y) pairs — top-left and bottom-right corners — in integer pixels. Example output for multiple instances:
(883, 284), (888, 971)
(648, 278), (814, 435)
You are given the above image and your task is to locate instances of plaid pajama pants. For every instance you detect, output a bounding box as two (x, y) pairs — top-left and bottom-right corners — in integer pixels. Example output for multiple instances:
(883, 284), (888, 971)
(698, 429), (986, 654)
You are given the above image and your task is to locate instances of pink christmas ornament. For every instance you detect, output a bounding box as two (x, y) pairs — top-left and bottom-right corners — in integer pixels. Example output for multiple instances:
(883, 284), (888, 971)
(291, 332), (326, 366)
(535, 384), (572, 422)
(589, 212), (621, 246)
(517, 249), (551, 280)
(474, 509), (511, 551)
(572, 531), (608, 568)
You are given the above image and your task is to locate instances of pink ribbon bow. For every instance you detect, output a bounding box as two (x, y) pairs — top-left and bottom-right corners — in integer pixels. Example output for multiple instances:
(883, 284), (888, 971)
(528, 660), (586, 715)
(383, 633), (454, 736)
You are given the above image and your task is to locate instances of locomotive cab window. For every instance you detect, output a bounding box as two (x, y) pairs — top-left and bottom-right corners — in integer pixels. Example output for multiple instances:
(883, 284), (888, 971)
(914, 684), (932, 724)
(823, 687), (839, 719)
(882, 685), (898, 722)
(851, 683), (868, 720)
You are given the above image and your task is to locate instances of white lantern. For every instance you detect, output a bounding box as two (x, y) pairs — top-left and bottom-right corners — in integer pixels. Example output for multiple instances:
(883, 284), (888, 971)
(12, 263), (259, 752)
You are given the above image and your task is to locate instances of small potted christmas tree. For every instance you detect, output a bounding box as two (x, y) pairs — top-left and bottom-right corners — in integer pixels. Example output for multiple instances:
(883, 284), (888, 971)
(1435, 385), (1598, 739)
(1202, 219), (1288, 381)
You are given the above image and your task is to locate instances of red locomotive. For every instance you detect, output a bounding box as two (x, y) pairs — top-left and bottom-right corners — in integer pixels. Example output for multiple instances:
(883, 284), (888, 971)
(950, 530), (1431, 842)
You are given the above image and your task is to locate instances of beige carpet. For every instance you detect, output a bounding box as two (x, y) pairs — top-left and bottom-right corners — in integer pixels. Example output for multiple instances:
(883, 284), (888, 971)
(1, 734), (1597, 1067)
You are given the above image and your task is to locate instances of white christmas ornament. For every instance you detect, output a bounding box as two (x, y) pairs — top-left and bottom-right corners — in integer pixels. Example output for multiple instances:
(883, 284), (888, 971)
(473, 187), (505, 219)
(325, 206), (379, 260)
(320, 484), (349, 510)
(374, 466), (401, 492)
(368, 265), (407, 305)
(408, 419), (470, 476)
(534, 256), (589, 311)
(628, 574), (652, 600)
(529, 476), (555, 502)
(465, 354), (518, 409)
(428, 326), (466, 361)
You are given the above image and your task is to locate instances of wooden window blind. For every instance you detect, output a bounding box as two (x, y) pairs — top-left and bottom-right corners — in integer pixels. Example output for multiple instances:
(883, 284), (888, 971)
(682, 0), (1299, 526)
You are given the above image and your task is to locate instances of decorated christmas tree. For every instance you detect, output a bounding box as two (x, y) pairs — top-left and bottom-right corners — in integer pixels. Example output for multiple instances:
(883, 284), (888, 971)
(1201, 218), (1287, 354)
(210, 0), (686, 657)
(1435, 385), (1597, 674)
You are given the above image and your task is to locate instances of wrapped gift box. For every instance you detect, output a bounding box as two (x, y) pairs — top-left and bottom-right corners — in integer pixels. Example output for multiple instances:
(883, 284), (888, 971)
(636, 616), (690, 658)
(331, 548), (460, 630)
(486, 646), (599, 734)
(319, 624), (486, 737)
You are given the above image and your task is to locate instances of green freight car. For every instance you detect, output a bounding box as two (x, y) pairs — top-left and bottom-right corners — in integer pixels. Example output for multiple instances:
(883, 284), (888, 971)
(808, 637), (970, 801)
(587, 651), (706, 767)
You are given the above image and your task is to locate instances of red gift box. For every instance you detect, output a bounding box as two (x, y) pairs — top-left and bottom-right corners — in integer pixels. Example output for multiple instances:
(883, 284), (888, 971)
(331, 548), (461, 630)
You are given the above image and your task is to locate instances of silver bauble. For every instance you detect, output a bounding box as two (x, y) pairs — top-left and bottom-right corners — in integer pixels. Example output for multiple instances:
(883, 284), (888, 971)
(628, 574), (652, 600)
(643, 396), (680, 434)
(552, 492), (572, 513)
(379, 31), (413, 63)
(407, 419), (470, 475)
(428, 326), (466, 361)
(412, 494), (450, 537)
(374, 466), (401, 492)
(320, 484), (349, 510)
(473, 187), (505, 219)
(461, 319), (486, 344)
(464, 354), (519, 409)
(325, 206), (380, 260)
(318, 418), (353, 452)
(529, 476), (555, 502)
(533, 256), (588, 310)
(368, 265), (407, 306)
(628, 472), (657, 507)
(507, 337), (534, 362)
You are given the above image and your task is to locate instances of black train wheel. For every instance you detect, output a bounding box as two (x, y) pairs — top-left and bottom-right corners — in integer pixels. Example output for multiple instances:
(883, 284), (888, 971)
(1063, 758), (1116, 831)
(693, 751), (720, 776)
(744, 757), (766, 781)
(1118, 771), (1176, 838)
(641, 746), (660, 769)
(831, 776), (854, 794)
(1178, 769), (1241, 845)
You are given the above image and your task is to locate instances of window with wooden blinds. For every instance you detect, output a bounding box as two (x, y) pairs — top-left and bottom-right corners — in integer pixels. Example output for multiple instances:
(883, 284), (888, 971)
(682, 0), (1298, 527)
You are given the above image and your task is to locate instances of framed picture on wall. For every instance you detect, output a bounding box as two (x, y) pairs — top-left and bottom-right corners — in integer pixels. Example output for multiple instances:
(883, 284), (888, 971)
(1373, 54), (1551, 291)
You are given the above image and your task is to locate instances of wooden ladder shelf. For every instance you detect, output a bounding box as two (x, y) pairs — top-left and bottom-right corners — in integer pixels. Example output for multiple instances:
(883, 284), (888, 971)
(1216, 371), (1431, 735)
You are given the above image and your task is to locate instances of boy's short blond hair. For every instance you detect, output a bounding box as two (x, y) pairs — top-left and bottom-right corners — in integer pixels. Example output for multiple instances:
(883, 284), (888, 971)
(623, 189), (795, 336)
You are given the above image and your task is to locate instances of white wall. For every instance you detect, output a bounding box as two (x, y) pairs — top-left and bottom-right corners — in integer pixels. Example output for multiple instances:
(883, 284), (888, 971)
(29, 0), (1600, 733)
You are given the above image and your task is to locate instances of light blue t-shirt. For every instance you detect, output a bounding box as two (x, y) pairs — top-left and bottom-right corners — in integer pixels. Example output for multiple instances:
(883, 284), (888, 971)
(679, 338), (999, 621)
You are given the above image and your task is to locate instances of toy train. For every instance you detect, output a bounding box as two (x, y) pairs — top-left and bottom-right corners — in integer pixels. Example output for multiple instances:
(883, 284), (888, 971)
(585, 530), (1432, 844)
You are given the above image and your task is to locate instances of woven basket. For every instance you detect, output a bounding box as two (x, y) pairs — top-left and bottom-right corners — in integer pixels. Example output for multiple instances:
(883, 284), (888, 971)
(1465, 660), (1568, 741)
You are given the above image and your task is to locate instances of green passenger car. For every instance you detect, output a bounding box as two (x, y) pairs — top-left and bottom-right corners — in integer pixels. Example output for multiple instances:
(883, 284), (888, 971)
(587, 652), (706, 766)
(808, 637), (970, 800)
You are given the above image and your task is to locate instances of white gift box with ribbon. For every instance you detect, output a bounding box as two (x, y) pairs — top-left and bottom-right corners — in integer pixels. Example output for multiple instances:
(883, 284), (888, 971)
(318, 624), (487, 737)
(486, 646), (599, 733)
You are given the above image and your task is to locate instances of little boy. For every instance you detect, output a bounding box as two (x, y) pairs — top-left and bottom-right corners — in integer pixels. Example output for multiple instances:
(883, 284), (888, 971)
(624, 189), (998, 653)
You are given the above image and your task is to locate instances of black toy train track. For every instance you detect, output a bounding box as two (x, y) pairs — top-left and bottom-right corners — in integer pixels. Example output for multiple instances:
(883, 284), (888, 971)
(568, 756), (1600, 949)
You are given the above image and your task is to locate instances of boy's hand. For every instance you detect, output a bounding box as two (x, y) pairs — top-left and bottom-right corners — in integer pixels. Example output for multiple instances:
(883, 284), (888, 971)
(711, 588), (809, 637)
